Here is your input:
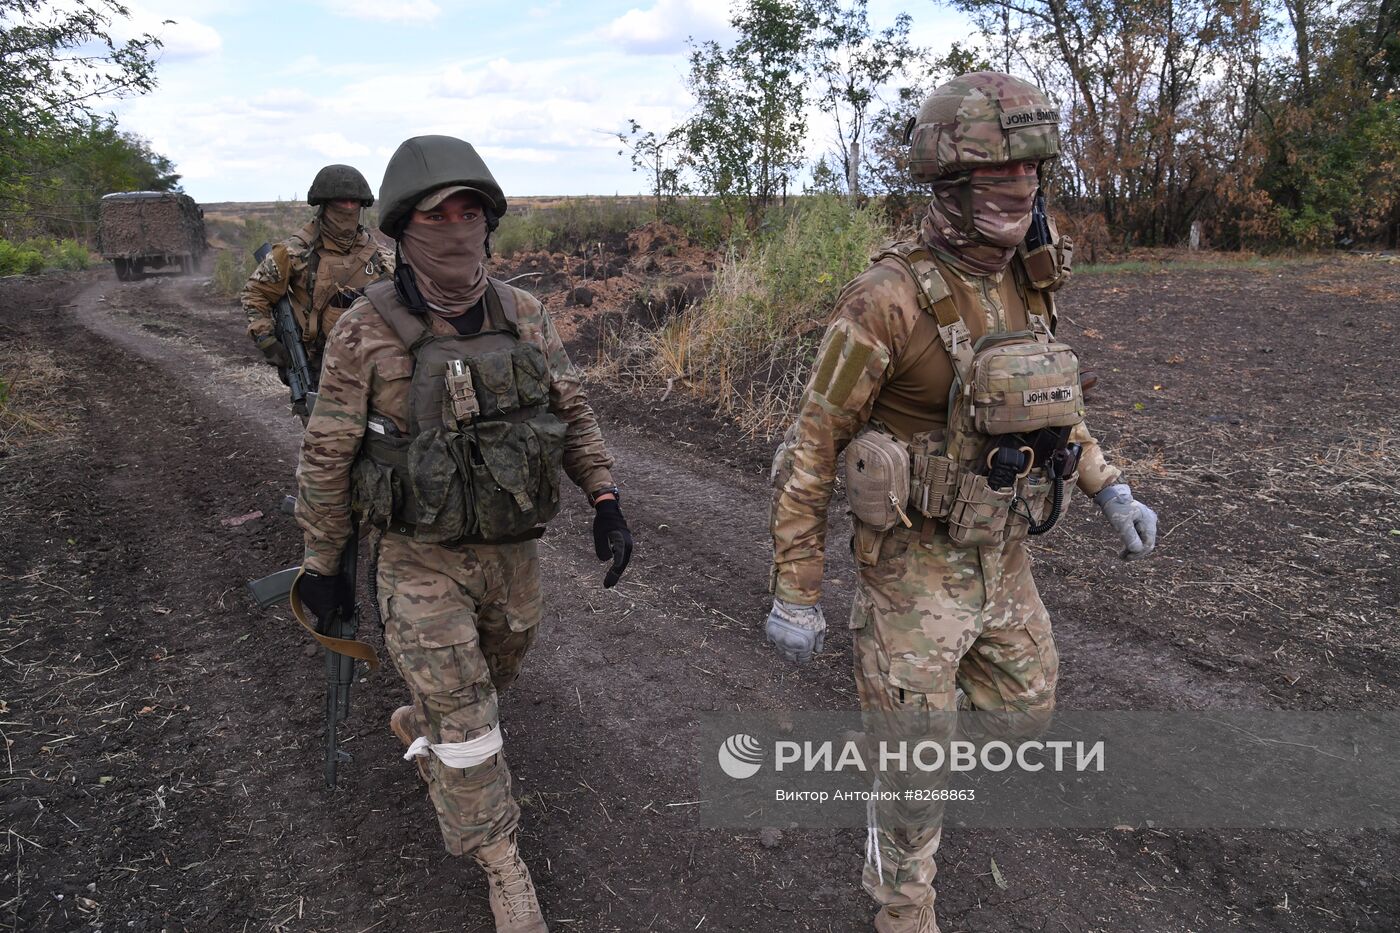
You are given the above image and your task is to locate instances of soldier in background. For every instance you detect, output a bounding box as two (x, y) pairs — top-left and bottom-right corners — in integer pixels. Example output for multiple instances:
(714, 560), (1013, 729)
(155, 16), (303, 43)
(241, 164), (395, 377)
(292, 136), (633, 933)
(765, 72), (1158, 933)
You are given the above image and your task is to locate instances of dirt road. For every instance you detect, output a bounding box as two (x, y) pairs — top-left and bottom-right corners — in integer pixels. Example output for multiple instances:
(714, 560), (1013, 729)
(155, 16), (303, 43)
(2, 259), (1396, 932)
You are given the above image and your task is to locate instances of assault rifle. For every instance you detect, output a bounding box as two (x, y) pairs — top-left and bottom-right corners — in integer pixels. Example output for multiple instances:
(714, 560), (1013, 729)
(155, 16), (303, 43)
(247, 495), (376, 788)
(253, 241), (318, 417)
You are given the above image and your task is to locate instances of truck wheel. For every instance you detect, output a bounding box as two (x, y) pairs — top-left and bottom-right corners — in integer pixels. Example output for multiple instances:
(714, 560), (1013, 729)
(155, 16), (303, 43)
(114, 259), (130, 281)
(129, 260), (145, 280)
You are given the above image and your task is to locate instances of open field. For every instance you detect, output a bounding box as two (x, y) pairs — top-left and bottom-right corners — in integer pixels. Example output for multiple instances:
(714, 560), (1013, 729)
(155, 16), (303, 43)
(0, 241), (1396, 931)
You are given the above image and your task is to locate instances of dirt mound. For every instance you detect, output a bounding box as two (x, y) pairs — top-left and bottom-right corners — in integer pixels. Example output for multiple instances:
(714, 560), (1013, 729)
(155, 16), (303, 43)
(626, 220), (690, 256)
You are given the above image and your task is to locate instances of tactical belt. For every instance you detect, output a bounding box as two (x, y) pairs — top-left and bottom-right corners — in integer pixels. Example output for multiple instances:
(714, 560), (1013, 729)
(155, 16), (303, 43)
(383, 520), (546, 547)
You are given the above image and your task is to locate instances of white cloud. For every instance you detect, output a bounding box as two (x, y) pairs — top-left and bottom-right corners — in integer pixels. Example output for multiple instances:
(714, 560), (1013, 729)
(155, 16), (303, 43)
(435, 59), (532, 98)
(303, 132), (372, 159)
(600, 0), (732, 54)
(119, 4), (223, 60)
(334, 0), (441, 23)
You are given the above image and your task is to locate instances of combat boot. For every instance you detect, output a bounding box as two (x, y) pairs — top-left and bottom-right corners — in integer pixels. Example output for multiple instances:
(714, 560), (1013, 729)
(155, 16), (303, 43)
(874, 904), (940, 933)
(474, 831), (548, 933)
(389, 705), (430, 783)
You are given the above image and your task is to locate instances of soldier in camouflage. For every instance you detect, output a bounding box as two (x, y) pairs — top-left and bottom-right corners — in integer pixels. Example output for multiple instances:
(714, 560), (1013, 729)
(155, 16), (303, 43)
(292, 136), (633, 933)
(241, 164), (395, 374)
(766, 72), (1158, 933)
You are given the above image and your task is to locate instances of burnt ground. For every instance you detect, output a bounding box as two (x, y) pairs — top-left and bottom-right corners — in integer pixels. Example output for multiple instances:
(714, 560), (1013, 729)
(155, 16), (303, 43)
(0, 255), (1397, 933)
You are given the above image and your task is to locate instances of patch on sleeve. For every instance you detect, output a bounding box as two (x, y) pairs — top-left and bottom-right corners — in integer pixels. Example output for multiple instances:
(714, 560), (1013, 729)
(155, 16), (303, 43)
(1000, 105), (1059, 129)
(811, 326), (875, 409)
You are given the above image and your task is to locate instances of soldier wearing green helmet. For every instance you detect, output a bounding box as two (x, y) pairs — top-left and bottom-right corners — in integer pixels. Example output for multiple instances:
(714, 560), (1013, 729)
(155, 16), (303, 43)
(292, 136), (631, 933)
(240, 163), (394, 375)
(766, 72), (1158, 932)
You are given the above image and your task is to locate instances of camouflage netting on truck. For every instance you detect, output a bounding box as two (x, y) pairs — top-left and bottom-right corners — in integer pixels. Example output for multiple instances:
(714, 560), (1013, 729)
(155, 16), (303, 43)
(98, 192), (206, 259)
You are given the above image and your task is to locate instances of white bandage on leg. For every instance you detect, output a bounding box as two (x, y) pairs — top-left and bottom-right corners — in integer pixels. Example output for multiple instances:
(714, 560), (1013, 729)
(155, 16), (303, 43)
(403, 724), (503, 769)
(866, 778), (884, 882)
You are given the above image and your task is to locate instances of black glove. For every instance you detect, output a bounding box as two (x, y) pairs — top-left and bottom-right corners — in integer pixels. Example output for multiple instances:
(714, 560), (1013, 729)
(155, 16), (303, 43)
(296, 569), (352, 630)
(257, 335), (291, 368)
(592, 499), (633, 588)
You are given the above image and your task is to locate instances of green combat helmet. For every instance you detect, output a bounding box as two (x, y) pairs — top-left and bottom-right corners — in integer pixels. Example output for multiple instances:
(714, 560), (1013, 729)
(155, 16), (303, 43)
(378, 135), (508, 238)
(904, 71), (1060, 182)
(307, 164), (375, 206)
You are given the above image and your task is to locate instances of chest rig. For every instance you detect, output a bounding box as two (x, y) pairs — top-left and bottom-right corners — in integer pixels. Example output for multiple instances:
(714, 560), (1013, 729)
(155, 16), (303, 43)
(350, 279), (566, 545)
(848, 243), (1085, 550)
(287, 226), (383, 345)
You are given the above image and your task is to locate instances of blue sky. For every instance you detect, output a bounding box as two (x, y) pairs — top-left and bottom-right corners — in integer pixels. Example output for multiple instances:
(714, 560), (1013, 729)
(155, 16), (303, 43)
(109, 1), (973, 202)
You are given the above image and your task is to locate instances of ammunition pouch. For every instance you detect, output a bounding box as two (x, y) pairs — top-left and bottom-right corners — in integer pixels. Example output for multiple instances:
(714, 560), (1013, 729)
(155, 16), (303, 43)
(1017, 218), (1073, 292)
(910, 430), (958, 520)
(946, 471), (1015, 548)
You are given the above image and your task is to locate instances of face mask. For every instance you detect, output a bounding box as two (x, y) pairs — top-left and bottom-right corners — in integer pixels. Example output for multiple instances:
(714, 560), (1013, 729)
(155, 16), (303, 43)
(319, 204), (361, 252)
(922, 173), (1039, 274)
(398, 213), (488, 315)
(964, 175), (1038, 246)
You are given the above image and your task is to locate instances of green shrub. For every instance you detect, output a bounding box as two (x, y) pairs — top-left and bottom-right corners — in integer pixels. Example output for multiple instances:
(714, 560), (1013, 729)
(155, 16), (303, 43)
(36, 238), (91, 271)
(636, 195), (889, 435)
(0, 239), (45, 276)
(210, 250), (254, 298)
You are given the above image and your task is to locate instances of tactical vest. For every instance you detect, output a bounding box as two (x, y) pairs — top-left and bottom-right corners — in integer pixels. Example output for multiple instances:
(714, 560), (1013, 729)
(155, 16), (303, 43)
(284, 224), (384, 345)
(846, 242), (1084, 550)
(349, 279), (566, 545)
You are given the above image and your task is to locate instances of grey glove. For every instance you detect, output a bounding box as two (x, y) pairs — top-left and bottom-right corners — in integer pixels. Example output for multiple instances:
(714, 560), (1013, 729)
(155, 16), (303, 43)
(765, 599), (826, 664)
(1094, 483), (1158, 560)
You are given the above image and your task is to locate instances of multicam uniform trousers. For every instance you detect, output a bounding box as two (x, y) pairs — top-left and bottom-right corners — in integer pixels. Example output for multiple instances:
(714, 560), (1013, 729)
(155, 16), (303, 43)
(851, 520), (1059, 909)
(376, 532), (542, 856)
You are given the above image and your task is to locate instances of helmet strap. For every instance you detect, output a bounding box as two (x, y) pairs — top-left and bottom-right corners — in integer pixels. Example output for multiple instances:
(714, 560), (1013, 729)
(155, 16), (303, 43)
(957, 177), (976, 237)
(392, 243), (430, 315)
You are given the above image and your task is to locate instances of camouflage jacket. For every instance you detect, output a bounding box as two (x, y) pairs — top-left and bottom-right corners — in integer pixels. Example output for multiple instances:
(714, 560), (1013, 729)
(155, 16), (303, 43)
(241, 220), (395, 349)
(769, 243), (1122, 606)
(296, 282), (616, 574)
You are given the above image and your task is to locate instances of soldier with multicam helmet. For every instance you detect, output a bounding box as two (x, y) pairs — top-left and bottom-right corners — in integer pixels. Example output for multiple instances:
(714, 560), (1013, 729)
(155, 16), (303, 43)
(291, 135), (633, 933)
(240, 163), (395, 375)
(765, 72), (1158, 932)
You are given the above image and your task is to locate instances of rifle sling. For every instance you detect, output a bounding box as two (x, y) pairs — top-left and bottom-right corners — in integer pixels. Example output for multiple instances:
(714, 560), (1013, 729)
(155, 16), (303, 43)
(289, 567), (380, 668)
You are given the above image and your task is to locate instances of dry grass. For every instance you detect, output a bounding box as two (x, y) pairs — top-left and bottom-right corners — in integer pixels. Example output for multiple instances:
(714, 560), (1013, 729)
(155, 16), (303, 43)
(607, 196), (888, 438)
(0, 345), (78, 456)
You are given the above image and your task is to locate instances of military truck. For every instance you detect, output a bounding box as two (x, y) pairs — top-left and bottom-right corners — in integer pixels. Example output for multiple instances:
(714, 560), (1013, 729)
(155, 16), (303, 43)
(98, 191), (207, 280)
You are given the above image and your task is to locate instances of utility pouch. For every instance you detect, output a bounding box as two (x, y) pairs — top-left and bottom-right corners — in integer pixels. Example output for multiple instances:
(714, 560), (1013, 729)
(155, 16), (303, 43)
(909, 431), (958, 520)
(971, 338), (1084, 435)
(845, 429), (911, 533)
(851, 523), (885, 567)
(946, 471), (1015, 548)
(1022, 244), (1058, 289)
(466, 416), (567, 541)
(350, 456), (398, 528)
(406, 429), (471, 543)
(1007, 469), (1079, 541)
(444, 359), (480, 427)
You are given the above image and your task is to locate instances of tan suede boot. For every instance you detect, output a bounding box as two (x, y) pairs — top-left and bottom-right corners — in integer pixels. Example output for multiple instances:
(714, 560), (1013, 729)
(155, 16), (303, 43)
(474, 832), (548, 933)
(874, 903), (940, 933)
(389, 705), (429, 784)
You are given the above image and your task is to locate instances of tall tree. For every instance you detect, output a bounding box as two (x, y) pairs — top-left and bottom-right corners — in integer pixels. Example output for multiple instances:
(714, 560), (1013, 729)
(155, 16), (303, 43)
(0, 2), (165, 235)
(812, 0), (924, 199)
(684, 0), (818, 221)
